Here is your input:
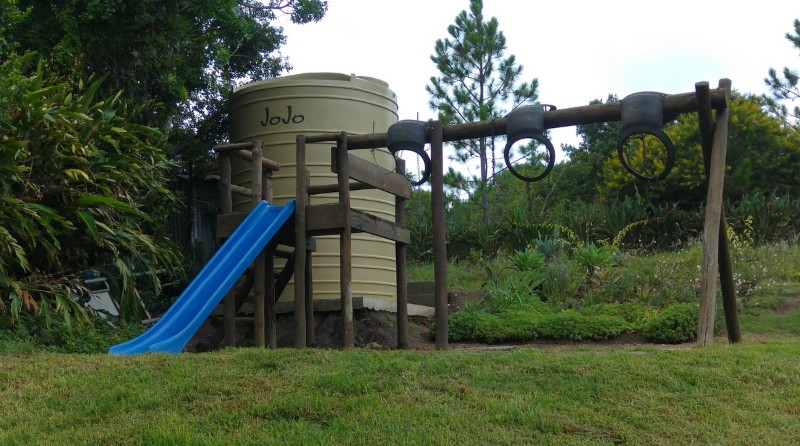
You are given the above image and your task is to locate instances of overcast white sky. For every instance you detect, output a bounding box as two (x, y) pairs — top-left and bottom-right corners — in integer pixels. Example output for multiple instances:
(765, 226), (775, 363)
(275, 0), (799, 171)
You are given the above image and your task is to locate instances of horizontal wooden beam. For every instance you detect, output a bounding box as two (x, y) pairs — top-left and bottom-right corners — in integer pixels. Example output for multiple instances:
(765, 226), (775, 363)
(306, 203), (410, 243)
(308, 181), (377, 196)
(343, 85), (731, 150)
(214, 142), (281, 172)
(231, 184), (251, 197)
(231, 149), (280, 172)
(214, 142), (257, 152)
(330, 148), (411, 199)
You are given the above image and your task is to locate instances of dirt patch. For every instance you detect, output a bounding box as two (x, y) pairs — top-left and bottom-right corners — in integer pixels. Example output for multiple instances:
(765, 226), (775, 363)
(189, 304), (748, 352)
(775, 295), (800, 314)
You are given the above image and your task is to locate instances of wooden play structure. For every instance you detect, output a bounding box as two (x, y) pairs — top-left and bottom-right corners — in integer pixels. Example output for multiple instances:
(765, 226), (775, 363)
(210, 79), (739, 350)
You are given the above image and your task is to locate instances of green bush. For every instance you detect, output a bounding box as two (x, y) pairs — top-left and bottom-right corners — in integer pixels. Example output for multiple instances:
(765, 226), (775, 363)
(642, 303), (699, 344)
(581, 302), (655, 330)
(1, 53), (184, 325)
(536, 310), (627, 341)
(0, 317), (146, 354)
(443, 307), (626, 343)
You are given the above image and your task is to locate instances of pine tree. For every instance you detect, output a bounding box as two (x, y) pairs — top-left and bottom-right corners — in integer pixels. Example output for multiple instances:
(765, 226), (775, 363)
(427, 0), (537, 224)
(765, 18), (800, 132)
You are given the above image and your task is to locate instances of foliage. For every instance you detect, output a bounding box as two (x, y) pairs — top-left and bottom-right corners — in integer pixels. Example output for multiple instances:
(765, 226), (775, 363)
(509, 247), (545, 272)
(599, 94), (800, 202)
(580, 302), (656, 331)
(642, 303), (699, 344)
(540, 255), (582, 307)
(765, 18), (800, 132)
(0, 53), (183, 324)
(0, 316), (145, 354)
(7, 0), (328, 176)
(427, 0), (538, 223)
(575, 243), (616, 276)
(444, 306), (627, 343)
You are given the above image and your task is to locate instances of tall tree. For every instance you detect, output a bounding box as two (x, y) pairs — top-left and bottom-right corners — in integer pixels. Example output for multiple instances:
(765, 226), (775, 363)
(556, 95), (621, 203)
(765, 18), (800, 133)
(8, 0), (327, 175)
(599, 94), (800, 203)
(427, 0), (537, 224)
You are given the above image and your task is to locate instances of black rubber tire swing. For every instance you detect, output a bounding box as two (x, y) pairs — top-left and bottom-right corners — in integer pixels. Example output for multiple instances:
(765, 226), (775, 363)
(503, 104), (556, 182)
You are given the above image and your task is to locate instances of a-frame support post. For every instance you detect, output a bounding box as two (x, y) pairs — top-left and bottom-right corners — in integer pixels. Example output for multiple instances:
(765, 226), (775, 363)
(697, 79), (733, 346)
(696, 80), (741, 343)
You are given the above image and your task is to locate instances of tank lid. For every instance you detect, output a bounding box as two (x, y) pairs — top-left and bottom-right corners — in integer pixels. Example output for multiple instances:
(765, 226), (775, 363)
(234, 72), (394, 97)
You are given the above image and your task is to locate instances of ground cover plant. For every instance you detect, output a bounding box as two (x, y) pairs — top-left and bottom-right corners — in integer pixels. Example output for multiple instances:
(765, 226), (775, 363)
(415, 240), (800, 345)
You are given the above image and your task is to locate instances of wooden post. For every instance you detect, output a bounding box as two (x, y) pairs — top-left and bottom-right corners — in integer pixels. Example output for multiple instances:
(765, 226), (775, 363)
(220, 152), (236, 347)
(305, 241), (315, 346)
(337, 132), (354, 349)
(695, 80), (741, 343)
(431, 121), (449, 350)
(697, 103), (730, 346)
(396, 160), (409, 349)
(294, 136), (308, 348)
(263, 154), (277, 348)
(250, 142), (266, 347)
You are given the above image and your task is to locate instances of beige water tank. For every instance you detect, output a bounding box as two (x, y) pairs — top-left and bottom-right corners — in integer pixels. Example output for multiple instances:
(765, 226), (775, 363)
(229, 73), (399, 303)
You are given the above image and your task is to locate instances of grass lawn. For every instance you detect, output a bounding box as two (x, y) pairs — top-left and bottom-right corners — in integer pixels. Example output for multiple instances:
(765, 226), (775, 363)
(2, 336), (800, 445)
(3, 243), (800, 445)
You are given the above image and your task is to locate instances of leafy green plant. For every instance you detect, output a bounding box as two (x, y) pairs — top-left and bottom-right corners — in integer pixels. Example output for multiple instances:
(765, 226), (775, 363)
(1, 53), (183, 325)
(509, 248), (545, 272)
(642, 303), (699, 344)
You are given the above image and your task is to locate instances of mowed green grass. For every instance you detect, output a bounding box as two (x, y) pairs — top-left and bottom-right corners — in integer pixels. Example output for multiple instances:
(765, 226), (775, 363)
(2, 337), (799, 445)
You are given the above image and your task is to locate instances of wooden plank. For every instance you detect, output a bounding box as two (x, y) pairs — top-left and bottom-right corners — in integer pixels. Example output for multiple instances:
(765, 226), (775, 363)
(330, 148), (412, 199)
(431, 120), (449, 350)
(697, 106), (730, 346)
(308, 181), (381, 196)
(306, 204), (410, 243)
(305, 203), (346, 233)
(337, 133), (354, 349)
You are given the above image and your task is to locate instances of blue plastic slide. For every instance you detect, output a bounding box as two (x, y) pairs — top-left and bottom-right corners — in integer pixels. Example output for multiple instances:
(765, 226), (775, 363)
(109, 200), (296, 354)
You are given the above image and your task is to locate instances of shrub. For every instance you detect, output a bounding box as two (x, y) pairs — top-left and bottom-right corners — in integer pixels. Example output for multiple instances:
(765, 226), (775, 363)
(0, 53), (184, 325)
(536, 310), (627, 341)
(581, 302), (655, 330)
(443, 307), (626, 343)
(642, 303), (699, 344)
(446, 310), (500, 342)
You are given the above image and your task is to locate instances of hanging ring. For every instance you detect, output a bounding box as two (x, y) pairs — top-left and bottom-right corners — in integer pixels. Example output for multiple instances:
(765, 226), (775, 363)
(387, 120), (431, 186)
(616, 92), (675, 183)
(503, 104), (557, 182)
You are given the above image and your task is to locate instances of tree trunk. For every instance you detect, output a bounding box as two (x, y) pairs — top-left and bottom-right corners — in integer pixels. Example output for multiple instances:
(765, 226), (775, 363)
(479, 136), (489, 225)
